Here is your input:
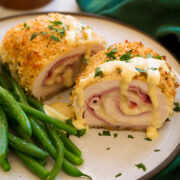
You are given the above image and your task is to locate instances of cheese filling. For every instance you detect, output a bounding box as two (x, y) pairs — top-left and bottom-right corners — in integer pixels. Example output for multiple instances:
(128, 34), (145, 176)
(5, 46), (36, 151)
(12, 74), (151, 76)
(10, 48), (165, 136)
(74, 57), (172, 138)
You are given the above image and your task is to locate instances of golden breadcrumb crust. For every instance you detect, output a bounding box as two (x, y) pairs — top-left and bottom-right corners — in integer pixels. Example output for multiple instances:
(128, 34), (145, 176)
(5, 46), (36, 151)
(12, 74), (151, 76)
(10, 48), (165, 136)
(0, 13), (106, 92)
(72, 41), (178, 113)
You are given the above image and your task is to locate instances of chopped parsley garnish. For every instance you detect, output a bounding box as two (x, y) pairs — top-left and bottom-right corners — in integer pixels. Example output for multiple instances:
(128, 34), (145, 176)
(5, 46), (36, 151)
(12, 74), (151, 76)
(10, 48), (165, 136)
(98, 130), (111, 136)
(154, 149), (160, 152)
(135, 163), (146, 171)
(24, 23), (27, 28)
(135, 68), (147, 75)
(104, 59), (111, 63)
(48, 25), (54, 30)
(105, 47), (118, 59)
(149, 67), (157, 70)
(57, 28), (65, 35)
(120, 49), (133, 61)
(50, 21), (63, 26)
(154, 55), (162, 60)
(115, 173), (122, 178)
(120, 54), (131, 61)
(106, 147), (111, 150)
(128, 135), (134, 139)
(136, 55), (142, 57)
(82, 56), (87, 64)
(125, 60), (132, 63)
(113, 133), (118, 138)
(41, 32), (49, 36)
(50, 35), (61, 42)
(174, 102), (180, 112)
(144, 137), (152, 141)
(146, 54), (152, 58)
(30, 32), (38, 40)
(94, 67), (103, 78)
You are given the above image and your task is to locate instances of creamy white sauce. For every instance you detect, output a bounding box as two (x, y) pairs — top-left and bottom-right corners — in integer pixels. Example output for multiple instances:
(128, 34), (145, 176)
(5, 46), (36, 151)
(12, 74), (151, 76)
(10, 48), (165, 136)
(65, 21), (93, 44)
(75, 57), (171, 138)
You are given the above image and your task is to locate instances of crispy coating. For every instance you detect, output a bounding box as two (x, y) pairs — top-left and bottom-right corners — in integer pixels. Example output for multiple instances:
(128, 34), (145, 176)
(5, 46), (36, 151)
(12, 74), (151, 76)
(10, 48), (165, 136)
(0, 13), (106, 92)
(72, 41), (178, 113)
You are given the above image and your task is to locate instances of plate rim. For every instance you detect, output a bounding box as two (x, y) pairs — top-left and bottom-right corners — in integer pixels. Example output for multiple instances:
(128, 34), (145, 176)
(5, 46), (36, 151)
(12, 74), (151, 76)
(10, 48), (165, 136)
(0, 11), (180, 180)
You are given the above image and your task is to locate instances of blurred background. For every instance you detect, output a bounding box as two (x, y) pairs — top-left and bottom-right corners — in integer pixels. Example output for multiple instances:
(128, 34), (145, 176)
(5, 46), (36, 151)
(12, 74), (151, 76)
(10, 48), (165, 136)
(0, 0), (179, 60)
(0, 0), (80, 17)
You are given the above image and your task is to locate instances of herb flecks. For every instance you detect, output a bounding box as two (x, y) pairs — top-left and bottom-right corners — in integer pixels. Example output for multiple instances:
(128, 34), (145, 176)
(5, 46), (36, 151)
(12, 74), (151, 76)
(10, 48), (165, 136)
(41, 32), (49, 37)
(106, 147), (111, 150)
(135, 163), (146, 172)
(174, 102), (180, 112)
(128, 135), (134, 139)
(30, 32), (38, 40)
(154, 55), (162, 60)
(149, 67), (157, 70)
(50, 21), (63, 26)
(50, 35), (61, 42)
(120, 49), (133, 61)
(115, 173), (122, 178)
(98, 130), (111, 136)
(146, 54), (152, 58)
(135, 67), (147, 74)
(144, 137), (152, 141)
(154, 149), (160, 152)
(105, 47), (118, 60)
(104, 59), (111, 63)
(24, 23), (30, 30)
(82, 56), (87, 64)
(94, 67), (103, 78)
(24, 23), (27, 28)
(136, 55), (142, 57)
(113, 133), (118, 138)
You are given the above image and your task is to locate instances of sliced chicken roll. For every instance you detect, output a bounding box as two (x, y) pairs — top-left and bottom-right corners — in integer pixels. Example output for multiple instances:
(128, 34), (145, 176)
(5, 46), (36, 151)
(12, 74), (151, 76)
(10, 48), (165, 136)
(0, 13), (106, 100)
(72, 41), (178, 138)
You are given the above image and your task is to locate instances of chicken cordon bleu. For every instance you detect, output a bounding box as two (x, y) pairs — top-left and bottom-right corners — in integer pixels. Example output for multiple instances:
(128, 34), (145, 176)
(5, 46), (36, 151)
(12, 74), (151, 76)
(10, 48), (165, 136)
(0, 13), (106, 100)
(72, 41), (178, 139)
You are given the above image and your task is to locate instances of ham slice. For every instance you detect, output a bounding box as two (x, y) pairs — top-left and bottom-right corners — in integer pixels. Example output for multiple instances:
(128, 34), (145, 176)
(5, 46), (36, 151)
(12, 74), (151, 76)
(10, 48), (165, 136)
(72, 41), (178, 138)
(82, 80), (169, 129)
(32, 43), (104, 100)
(0, 13), (106, 100)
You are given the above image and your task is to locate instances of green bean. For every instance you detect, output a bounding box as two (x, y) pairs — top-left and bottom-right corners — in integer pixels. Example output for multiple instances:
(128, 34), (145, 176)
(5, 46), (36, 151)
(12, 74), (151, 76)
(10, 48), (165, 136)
(76, 129), (87, 137)
(1, 65), (13, 90)
(15, 150), (50, 180)
(64, 147), (83, 165)
(47, 127), (64, 180)
(12, 124), (34, 144)
(10, 82), (57, 164)
(29, 117), (57, 160)
(26, 96), (89, 177)
(27, 96), (45, 113)
(8, 133), (48, 159)
(1, 157), (11, 172)
(10, 124), (47, 166)
(39, 159), (47, 167)
(46, 125), (90, 178)
(11, 79), (28, 104)
(56, 129), (82, 157)
(0, 107), (8, 164)
(66, 119), (86, 138)
(0, 86), (31, 136)
(62, 159), (92, 180)
(0, 73), (10, 90)
(18, 102), (77, 135)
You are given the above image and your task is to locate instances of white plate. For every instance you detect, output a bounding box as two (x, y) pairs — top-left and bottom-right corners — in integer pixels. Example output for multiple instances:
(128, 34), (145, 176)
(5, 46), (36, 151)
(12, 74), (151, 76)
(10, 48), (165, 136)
(0, 12), (180, 180)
